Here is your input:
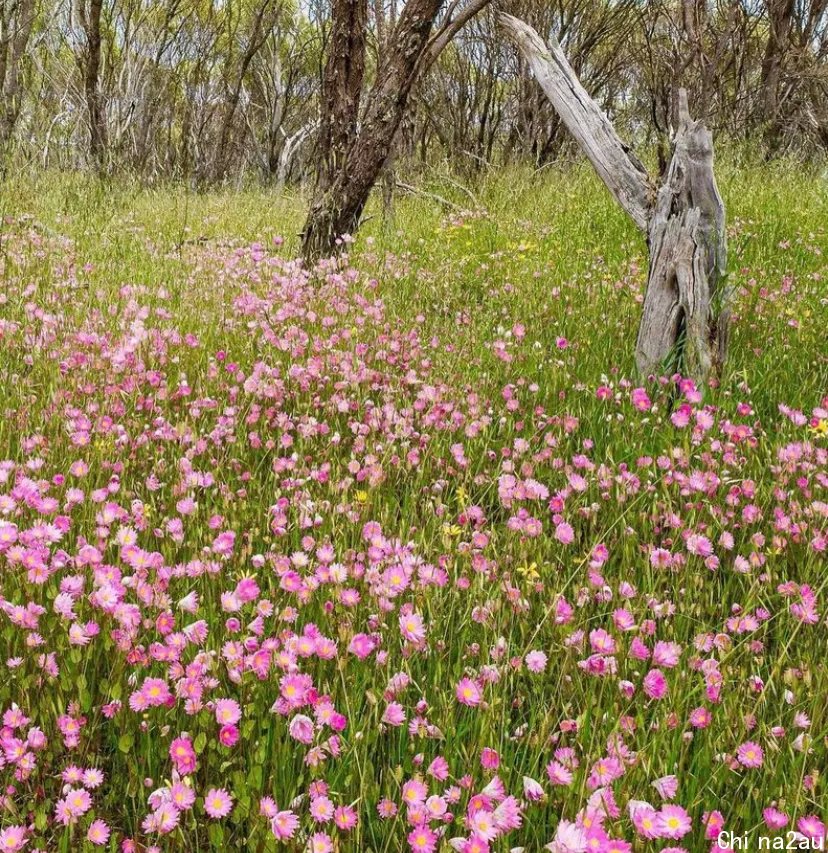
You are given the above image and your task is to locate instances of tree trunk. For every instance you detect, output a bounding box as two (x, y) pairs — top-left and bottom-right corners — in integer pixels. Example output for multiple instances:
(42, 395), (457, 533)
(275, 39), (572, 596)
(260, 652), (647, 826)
(74, 0), (107, 170)
(637, 90), (727, 380)
(301, 0), (442, 260)
(301, 0), (492, 262)
(0, 0), (37, 152)
(213, 0), (276, 182)
(499, 13), (729, 385)
(758, 0), (794, 151)
(315, 0), (367, 196)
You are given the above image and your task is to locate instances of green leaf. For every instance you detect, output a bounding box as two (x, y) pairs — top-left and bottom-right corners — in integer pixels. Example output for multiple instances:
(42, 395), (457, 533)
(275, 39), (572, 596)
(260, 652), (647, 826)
(208, 824), (225, 847)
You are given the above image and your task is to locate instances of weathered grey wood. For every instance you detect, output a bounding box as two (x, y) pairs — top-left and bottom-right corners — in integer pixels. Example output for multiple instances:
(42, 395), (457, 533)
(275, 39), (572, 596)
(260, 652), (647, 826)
(500, 15), (729, 384)
(636, 91), (728, 379)
(498, 12), (654, 233)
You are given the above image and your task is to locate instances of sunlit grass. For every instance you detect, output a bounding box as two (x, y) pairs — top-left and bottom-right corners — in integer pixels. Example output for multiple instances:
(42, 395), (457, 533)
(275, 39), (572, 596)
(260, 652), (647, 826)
(0, 161), (826, 851)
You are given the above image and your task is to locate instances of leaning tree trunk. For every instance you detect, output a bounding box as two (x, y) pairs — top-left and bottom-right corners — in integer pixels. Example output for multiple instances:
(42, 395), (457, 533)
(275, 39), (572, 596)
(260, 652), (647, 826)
(499, 13), (729, 385)
(300, 0), (492, 262)
(301, 0), (443, 261)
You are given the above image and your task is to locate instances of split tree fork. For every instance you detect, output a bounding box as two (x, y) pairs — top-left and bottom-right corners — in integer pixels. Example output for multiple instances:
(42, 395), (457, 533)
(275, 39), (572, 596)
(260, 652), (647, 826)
(498, 12), (729, 385)
(299, 0), (491, 263)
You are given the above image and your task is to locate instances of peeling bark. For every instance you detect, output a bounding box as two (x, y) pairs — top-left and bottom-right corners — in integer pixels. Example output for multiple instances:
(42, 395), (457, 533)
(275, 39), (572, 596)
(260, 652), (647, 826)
(499, 13), (728, 384)
(314, 0), (367, 196)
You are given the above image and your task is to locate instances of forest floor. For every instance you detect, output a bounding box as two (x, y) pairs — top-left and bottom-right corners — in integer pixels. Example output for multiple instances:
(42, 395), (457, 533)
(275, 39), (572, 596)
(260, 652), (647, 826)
(0, 161), (827, 851)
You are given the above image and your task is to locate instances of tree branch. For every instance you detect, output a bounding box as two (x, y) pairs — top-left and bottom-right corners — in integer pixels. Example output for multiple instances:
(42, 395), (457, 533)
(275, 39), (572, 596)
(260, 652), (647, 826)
(418, 0), (491, 75)
(498, 11), (654, 232)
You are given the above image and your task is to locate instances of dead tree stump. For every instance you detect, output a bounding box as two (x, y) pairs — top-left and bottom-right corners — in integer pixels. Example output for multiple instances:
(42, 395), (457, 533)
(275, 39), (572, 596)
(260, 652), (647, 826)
(499, 13), (730, 385)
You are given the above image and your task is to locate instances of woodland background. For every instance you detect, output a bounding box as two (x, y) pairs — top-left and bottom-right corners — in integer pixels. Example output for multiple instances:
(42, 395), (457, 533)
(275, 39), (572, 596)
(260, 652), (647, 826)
(1, 0), (827, 185)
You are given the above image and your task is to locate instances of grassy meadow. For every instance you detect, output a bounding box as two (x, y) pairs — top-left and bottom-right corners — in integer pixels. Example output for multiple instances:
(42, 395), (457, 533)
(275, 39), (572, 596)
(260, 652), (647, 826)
(0, 158), (826, 852)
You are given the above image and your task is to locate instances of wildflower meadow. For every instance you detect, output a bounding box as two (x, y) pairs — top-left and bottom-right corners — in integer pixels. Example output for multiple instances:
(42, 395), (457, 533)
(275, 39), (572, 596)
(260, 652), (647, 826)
(0, 163), (826, 852)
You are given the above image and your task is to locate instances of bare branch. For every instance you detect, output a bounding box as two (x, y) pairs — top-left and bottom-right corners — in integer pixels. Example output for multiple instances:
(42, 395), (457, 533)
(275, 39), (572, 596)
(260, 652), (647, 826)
(418, 0), (491, 75)
(498, 11), (654, 232)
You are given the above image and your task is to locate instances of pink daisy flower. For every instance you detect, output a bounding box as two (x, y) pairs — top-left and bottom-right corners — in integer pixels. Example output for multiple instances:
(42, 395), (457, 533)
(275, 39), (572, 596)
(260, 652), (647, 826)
(0, 826), (27, 853)
(555, 522), (574, 545)
(657, 805), (692, 839)
(763, 807), (789, 830)
(480, 747), (500, 769)
(334, 805), (358, 830)
(307, 832), (334, 853)
(798, 816), (826, 842)
(456, 678), (482, 707)
(214, 698), (241, 726)
(642, 668), (668, 700)
(310, 795), (334, 823)
(736, 741), (764, 768)
(204, 788), (233, 819)
(407, 825), (437, 853)
(525, 650), (548, 673)
(271, 810), (299, 839)
(169, 736), (197, 774)
(87, 820), (110, 846)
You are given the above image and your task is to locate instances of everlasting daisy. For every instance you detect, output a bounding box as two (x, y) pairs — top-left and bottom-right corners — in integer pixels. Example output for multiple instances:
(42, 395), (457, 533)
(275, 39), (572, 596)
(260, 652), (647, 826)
(642, 668), (667, 700)
(310, 795), (334, 823)
(763, 807), (789, 830)
(546, 760), (573, 786)
(170, 782), (196, 811)
(469, 809), (497, 842)
(307, 833), (334, 853)
(555, 522), (574, 545)
(87, 820), (110, 846)
(402, 778), (428, 807)
(382, 701), (406, 726)
(204, 788), (233, 819)
(522, 776), (545, 801)
(480, 748), (499, 769)
(657, 805), (692, 839)
(0, 826), (27, 853)
(377, 799), (398, 818)
(736, 741), (764, 768)
(525, 650), (548, 673)
(408, 825), (437, 853)
(798, 816), (826, 842)
(64, 787), (92, 816)
(214, 698), (241, 726)
(82, 768), (104, 788)
(548, 819), (587, 852)
(604, 841), (632, 853)
(456, 678), (481, 707)
(334, 805), (358, 830)
(271, 810), (299, 839)
(153, 802), (181, 834)
(169, 736), (197, 774)
(400, 611), (426, 643)
(631, 805), (660, 840)
(462, 837), (490, 853)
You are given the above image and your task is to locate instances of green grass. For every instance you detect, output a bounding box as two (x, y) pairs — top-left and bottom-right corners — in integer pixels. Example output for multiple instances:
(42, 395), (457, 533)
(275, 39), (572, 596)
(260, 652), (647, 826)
(0, 158), (826, 851)
(4, 154), (826, 411)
